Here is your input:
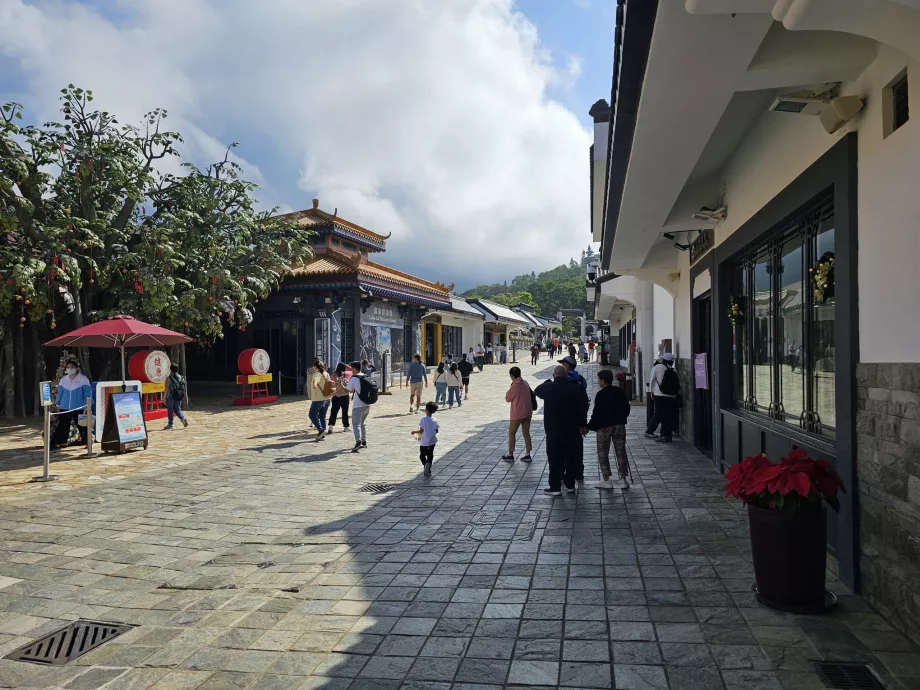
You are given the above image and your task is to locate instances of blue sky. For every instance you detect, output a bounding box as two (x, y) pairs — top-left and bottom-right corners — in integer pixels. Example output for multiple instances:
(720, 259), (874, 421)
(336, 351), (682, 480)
(0, 0), (614, 290)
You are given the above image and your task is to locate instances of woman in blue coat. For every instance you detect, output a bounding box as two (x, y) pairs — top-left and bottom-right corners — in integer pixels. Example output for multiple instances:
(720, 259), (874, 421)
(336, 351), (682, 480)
(51, 358), (93, 449)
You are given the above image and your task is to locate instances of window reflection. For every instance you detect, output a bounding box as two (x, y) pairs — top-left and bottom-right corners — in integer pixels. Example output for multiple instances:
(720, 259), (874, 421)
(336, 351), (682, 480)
(779, 234), (806, 425)
(752, 253), (773, 414)
(812, 223), (835, 437)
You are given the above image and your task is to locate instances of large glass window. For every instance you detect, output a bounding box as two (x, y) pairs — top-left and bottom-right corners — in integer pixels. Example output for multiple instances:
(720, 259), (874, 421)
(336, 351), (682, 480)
(728, 196), (835, 438)
(778, 233), (806, 424)
(752, 253), (773, 415)
(812, 221), (836, 437)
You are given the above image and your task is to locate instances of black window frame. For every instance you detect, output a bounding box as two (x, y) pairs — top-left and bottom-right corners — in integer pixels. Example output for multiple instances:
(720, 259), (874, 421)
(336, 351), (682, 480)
(729, 193), (835, 438)
(893, 72), (909, 132)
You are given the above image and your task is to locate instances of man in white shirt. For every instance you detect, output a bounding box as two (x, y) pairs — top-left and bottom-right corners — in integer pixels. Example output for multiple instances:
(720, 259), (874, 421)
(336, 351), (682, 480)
(347, 361), (370, 452)
(646, 353), (679, 442)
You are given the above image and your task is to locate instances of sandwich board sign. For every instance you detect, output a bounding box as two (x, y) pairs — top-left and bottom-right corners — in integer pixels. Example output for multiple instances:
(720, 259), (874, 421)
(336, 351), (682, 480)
(101, 391), (149, 453)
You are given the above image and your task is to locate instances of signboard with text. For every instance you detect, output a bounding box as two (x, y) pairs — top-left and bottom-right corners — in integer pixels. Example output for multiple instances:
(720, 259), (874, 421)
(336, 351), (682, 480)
(112, 392), (147, 444)
(315, 317), (331, 366)
(39, 381), (53, 407)
(694, 353), (709, 389)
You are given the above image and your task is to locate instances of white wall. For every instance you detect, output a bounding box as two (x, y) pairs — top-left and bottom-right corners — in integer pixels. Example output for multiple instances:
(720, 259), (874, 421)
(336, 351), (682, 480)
(440, 313), (484, 359)
(653, 283), (675, 354)
(714, 44), (920, 363)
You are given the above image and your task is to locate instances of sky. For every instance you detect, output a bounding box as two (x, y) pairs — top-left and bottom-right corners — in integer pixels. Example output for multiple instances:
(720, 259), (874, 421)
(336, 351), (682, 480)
(0, 0), (615, 290)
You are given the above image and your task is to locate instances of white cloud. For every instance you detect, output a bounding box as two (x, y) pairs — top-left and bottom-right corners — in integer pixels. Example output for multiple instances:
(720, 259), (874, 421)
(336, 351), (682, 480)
(0, 0), (591, 286)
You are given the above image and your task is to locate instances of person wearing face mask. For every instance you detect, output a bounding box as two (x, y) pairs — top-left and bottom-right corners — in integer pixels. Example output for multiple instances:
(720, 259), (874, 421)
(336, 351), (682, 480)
(50, 359), (93, 450)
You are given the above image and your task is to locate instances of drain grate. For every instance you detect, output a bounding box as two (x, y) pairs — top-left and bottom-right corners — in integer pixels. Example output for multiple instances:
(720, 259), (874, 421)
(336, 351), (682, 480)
(6, 620), (134, 666)
(814, 662), (886, 689)
(359, 483), (394, 494)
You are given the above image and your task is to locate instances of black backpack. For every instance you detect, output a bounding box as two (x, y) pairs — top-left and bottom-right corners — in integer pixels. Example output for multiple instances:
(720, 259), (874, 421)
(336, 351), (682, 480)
(169, 374), (186, 401)
(530, 388), (538, 411)
(659, 367), (680, 396)
(358, 376), (379, 405)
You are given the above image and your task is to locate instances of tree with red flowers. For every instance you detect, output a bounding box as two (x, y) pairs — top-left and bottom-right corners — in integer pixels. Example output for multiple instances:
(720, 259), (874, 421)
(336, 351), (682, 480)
(0, 86), (313, 417)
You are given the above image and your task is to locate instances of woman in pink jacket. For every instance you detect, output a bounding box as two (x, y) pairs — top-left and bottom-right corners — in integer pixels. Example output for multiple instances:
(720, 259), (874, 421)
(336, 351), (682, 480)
(502, 366), (534, 463)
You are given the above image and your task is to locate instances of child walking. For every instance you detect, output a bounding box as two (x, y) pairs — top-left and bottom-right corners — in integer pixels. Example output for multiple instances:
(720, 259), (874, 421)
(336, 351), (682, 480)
(412, 402), (440, 477)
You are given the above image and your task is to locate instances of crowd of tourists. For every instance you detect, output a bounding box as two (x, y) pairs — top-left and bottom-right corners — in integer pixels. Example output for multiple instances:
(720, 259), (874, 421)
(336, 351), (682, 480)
(503, 353), (633, 495)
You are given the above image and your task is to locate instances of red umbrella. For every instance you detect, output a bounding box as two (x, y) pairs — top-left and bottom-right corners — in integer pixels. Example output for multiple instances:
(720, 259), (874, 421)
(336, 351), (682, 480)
(45, 315), (193, 382)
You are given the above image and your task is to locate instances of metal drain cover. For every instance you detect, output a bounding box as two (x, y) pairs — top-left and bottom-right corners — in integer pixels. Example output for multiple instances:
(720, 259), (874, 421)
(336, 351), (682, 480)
(5, 620), (133, 666)
(813, 661), (886, 689)
(359, 483), (394, 494)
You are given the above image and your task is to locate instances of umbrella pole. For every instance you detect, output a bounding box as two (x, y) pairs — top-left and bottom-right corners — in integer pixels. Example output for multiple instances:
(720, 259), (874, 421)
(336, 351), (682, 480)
(121, 345), (126, 388)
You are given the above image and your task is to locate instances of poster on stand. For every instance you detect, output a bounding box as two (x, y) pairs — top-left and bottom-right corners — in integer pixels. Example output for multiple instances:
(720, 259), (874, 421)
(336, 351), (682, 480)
(315, 318), (331, 366)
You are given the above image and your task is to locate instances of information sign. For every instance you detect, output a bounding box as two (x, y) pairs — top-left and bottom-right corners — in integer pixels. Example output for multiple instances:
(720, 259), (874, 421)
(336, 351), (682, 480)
(39, 381), (53, 407)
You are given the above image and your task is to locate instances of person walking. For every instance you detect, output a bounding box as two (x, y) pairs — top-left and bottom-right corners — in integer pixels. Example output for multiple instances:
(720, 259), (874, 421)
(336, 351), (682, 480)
(51, 358), (93, 449)
(328, 363), (352, 432)
(404, 354), (428, 413)
(530, 342), (540, 366)
(164, 363), (189, 430)
(445, 363), (463, 409)
(588, 339), (596, 362)
(468, 347), (477, 372)
(458, 354), (474, 400)
(535, 365), (588, 496)
(499, 343), (508, 365)
(411, 402), (440, 477)
(433, 362), (448, 405)
(486, 342), (494, 365)
(475, 343), (485, 372)
(557, 354), (589, 485)
(568, 341), (577, 360)
(646, 352), (679, 442)
(347, 360), (376, 451)
(308, 359), (333, 440)
(586, 369), (631, 489)
(502, 366), (533, 463)
(579, 341), (589, 363)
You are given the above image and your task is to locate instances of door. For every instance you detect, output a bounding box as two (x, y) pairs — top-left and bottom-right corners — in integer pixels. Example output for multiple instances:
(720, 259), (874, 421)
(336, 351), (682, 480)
(693, 293), (713, 454)
(424, 324), (435, 366)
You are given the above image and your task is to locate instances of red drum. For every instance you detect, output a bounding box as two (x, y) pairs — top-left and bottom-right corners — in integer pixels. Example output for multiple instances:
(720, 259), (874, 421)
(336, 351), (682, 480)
(238, 348), (271, 375)
(127, 350), (170, 383)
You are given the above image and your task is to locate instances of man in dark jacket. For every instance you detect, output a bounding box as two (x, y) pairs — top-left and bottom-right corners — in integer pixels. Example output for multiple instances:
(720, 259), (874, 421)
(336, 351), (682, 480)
(535, 365), (589, 496)
(558, 355), (589, 484)
(586, 369), (631, 489)
(457, 354), (474, 400)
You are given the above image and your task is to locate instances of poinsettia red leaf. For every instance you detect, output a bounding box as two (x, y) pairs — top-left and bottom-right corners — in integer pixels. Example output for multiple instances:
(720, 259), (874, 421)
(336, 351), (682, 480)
(787, 448), (808, 462)
(792, 471), (812, 498)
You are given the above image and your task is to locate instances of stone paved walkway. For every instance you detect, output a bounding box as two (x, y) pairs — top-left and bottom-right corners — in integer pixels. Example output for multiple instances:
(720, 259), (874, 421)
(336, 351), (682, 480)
(0, 358), (917, 689)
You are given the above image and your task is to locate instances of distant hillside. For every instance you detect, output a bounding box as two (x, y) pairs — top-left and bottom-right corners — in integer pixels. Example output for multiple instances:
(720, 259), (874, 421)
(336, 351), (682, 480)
(461, 246), (596, 319)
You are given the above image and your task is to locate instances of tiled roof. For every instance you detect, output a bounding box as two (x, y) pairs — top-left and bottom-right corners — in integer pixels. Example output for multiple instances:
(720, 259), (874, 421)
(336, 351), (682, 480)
(514, 310), (544, 327)
(291, 251), (451, 299)
(277, 205), (390, 246)
(470, 299), (532, 326)
(449, 297), (486, 318)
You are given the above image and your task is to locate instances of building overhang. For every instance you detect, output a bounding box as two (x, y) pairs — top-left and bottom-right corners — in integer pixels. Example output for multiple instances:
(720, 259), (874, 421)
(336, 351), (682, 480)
(600, 0), (909, 274)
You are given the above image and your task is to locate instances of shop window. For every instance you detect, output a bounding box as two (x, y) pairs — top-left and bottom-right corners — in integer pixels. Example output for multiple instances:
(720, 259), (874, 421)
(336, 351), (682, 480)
(728, 195), (835, 438)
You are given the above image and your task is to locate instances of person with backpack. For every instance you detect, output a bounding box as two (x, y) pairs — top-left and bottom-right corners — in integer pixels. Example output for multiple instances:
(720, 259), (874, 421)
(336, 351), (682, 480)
(328, 363), (352, 432)
(163, 363), (188, 430)
(646, 352), (679, 442)
(530, 342), (540, 366)
(535, 365), (588, 495)
(309, 359), (333, 440)
(502, 366), (534, 463)
(586, 369), (631, 489)
(346, 360), (377, 452)
(475, 343), (485, 371)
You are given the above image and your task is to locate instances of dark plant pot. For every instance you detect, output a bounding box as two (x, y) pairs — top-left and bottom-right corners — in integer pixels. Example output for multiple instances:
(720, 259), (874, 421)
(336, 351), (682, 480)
(748, 503), (830, 613)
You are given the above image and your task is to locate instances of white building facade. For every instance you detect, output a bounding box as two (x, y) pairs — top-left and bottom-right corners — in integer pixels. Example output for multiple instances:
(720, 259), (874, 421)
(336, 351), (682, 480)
(595, 0), (920, 644)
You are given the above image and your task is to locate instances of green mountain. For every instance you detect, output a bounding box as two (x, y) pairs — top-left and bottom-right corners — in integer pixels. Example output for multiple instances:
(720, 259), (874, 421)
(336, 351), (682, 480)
(461, 246), (596, 319)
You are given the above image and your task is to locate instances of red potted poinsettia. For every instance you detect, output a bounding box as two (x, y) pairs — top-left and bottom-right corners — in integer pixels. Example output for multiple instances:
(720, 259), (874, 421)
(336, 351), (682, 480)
(724, 449), (845, 613)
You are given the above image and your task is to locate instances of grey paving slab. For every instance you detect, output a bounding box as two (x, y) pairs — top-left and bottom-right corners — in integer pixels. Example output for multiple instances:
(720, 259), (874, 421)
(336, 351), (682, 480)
(0, 361), (916, 689)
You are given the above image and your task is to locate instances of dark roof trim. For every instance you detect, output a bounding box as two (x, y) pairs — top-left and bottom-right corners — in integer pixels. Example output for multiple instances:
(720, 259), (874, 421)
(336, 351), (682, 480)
(315, 225), (387, 252)
(359, 284), (450, 309)
(601, 0), (659, 269)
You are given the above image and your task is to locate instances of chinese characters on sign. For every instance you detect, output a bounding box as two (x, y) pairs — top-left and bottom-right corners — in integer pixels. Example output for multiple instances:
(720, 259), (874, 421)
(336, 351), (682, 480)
(112, 392), (147, 443)
(694, 352), (709, 389)
(315, 318), (331, 366)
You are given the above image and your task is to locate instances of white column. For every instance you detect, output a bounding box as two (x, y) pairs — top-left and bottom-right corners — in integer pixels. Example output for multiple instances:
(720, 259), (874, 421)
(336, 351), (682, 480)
(637, 280), (656, 400)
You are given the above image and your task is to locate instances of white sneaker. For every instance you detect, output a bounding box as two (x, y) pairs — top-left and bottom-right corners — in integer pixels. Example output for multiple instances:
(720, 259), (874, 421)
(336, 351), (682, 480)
(617, 477), (630, 489)
(409, 406), (414, 413)
(594, 480), (614, 489)
(566, 486), (576, 494)
(316, 431), (326, 441)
